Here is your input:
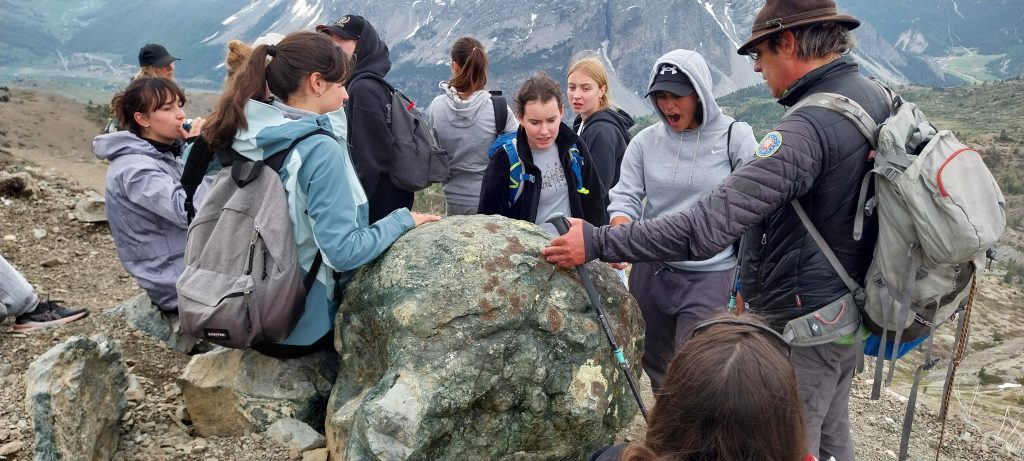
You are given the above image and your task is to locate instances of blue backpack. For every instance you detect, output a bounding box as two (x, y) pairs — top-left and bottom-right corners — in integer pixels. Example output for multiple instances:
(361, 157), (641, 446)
(487, 132), (589, 208)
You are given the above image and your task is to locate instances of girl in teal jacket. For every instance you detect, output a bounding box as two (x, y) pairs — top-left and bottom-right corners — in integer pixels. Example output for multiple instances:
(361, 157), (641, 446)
(202, 32), (439, 354)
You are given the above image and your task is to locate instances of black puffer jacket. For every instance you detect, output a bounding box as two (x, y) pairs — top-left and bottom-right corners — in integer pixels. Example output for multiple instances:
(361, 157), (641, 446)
(572, 108), (634, 189)
(344, 20), (414, 224)
(588, 57), (889, 330)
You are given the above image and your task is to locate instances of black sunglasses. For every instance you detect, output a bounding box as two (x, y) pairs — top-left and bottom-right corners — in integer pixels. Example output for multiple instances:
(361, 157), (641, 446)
(692, 318), (792, 357)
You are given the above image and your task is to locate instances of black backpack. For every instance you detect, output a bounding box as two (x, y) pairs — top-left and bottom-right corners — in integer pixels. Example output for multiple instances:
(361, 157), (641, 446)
(349, 74), (451, 192)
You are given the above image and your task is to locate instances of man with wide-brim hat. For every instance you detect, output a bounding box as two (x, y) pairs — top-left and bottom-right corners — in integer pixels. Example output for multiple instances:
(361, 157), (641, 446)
(543, 2), (888, 458)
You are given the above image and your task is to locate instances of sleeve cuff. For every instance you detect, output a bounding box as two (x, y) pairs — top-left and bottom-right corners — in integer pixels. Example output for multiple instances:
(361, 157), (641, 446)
(582, 220), (598, 262)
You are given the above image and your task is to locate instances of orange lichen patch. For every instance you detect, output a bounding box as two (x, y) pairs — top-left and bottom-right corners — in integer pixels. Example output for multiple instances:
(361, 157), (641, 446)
(590, 381), (606, 397)
(509, 293), (524, 315)
(480, 298), (498, 321)
(505, 236), (525, 254)
(583, 319), (599, 334)
(484, 275), (500, 293)
(484, 222), (501, 234)
(547, 308), (563, 332)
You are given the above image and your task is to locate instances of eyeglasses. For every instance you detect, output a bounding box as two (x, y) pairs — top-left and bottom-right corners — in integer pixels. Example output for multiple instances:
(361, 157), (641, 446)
(692, 318), (792, 357)
(747, 43), (769, 62)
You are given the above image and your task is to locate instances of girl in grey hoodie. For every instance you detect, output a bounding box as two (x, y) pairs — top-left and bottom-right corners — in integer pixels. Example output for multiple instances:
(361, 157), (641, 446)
(427, 37), (518, 215)
(94, 77), (205, 311)
(608, 49), (758, 390)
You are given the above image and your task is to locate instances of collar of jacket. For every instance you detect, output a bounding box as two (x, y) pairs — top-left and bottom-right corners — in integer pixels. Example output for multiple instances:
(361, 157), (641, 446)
(514, 122), (580, 162)
(777, 55), (859, 107)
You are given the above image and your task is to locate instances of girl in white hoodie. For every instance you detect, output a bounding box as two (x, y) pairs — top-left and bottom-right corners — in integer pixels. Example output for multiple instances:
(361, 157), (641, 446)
(608, 49), (758, 390)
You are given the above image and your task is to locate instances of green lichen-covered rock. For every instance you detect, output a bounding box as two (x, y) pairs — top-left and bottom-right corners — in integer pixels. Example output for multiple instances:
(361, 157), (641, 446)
(326, 215), (643, 461)
(26, 333), (128, 461)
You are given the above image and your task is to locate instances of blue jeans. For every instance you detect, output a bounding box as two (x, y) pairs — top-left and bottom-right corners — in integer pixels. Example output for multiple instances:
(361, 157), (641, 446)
(0, 254), (37, 318)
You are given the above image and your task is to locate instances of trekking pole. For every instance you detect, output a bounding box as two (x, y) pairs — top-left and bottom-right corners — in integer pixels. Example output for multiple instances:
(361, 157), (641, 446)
(546, 213), (649, 421)
(727, 266), (742, 313)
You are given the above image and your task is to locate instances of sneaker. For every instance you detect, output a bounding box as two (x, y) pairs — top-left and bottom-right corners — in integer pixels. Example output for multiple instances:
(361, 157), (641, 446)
(13, 297), (89, 332)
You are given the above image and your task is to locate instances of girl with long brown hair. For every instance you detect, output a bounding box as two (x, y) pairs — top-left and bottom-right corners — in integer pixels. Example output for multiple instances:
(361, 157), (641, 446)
(591, 314), (807, 461)
(203, 31), (438, 352)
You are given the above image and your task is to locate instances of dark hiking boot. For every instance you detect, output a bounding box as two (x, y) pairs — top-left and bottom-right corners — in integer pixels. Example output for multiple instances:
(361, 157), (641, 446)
(13, 297), (89, 332)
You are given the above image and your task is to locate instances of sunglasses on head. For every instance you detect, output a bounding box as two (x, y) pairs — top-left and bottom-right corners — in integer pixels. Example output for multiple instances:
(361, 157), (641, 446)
(692, 318), (792, 357)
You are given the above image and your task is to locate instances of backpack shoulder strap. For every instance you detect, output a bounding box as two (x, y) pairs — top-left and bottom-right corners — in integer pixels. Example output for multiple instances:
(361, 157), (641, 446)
(490, 91), (508, 134)
(791, 200), (864, 298)
(783, 92), (880, 148)
(726, 120), (738, 172)
(181, 135), (217, 223)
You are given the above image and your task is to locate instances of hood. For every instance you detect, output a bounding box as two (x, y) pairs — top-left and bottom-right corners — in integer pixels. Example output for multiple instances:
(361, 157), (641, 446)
(348, 20), (391, 82)
(231, 99), (348, 162)
(437, 82), (493, 128)
(93, 131), (167, 162)
(647, 49), (723, 133)
(580, 108), (635, 139)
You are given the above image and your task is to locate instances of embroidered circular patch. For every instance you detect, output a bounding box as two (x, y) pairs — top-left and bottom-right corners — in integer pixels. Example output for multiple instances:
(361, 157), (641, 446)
(755, 131), (783, 158)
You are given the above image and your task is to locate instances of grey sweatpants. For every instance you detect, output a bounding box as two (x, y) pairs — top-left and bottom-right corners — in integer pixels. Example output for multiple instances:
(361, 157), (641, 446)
(0, 254), (37, 319)
(791, 341), (859, 461)
(628, 262), (734, 390)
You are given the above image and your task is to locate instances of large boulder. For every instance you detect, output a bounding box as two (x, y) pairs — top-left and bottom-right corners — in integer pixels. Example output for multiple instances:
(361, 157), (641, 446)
(326, 215), (644, 460)
(25, 333), (129, 461)
(178, 347), (337, 437)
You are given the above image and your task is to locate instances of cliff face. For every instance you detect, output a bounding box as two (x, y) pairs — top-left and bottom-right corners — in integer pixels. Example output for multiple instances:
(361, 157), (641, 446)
(6, 0), (1021, 114)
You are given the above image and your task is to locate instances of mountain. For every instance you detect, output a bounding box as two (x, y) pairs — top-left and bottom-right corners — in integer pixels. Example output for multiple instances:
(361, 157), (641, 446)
(2, 0), (1022, 115)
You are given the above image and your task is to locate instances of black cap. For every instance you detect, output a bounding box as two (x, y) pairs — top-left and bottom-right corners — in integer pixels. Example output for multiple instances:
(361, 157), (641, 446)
(316, 15), (366, 40)
(645, 64), (695, 98)
(138, 44), (178, 67)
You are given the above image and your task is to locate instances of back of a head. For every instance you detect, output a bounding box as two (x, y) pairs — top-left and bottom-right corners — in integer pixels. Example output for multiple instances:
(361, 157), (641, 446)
(514, 72), (563, 117)
(567, 57), (614, 111)
(449, 36), (488, 95)
(622, 314), (805, 461)
(225, 40), (253, 79)
(204, 31), (351, 149)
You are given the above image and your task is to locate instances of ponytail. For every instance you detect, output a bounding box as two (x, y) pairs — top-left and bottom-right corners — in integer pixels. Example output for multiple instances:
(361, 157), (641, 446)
(449, 36), (488, 95)
(204, 32), (350, 150)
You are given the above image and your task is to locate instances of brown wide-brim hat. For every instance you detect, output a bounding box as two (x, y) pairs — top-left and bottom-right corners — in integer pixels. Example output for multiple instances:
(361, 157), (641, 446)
(737, 0), (860, 55)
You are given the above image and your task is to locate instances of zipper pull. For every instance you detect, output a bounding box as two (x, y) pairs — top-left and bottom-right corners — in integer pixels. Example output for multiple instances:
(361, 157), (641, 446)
(761, 233), (767, 245)
(243, 291), (252, 333)
(262, 249), (268, 280)
(245, 229), (259, 275)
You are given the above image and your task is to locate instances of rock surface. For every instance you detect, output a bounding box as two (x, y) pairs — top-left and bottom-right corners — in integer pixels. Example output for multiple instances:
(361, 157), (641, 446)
(179, 347), (337, 437)
(267, 418), (326, 452)
(72, 193), (106, 223)
(326, 216), (645, 460)
(106, 292), (200, 353)
(24, 333), (128, 461)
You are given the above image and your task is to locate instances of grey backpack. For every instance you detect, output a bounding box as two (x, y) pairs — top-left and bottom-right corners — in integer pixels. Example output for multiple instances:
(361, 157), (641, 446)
(176, 131), (328, 349)
(350, 74), (450, 192)
(783, 84), (1005, 459)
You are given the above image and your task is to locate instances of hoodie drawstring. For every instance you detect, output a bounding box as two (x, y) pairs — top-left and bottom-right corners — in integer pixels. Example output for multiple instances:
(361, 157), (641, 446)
(687, 130), (700, 185)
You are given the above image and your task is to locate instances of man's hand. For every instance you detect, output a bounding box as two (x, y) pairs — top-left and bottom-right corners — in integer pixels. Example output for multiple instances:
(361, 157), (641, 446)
(543, 217), (587, 267)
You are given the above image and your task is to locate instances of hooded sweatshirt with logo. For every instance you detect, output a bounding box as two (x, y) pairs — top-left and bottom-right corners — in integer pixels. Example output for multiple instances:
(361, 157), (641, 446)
(229, 99), (414, 345)
(607, 49), (758, 272)
(94, 131), (192, 310)
(344, 19), (413, 224)
(427, 82), (518, 213)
